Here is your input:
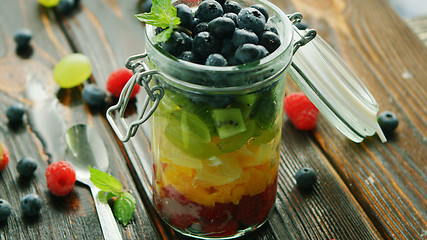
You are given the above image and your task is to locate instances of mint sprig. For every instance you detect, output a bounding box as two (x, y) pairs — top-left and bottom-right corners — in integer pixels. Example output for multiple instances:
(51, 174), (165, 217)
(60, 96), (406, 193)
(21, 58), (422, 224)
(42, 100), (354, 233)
(89, 166), (136, 226)
(135, 0), (181, 42)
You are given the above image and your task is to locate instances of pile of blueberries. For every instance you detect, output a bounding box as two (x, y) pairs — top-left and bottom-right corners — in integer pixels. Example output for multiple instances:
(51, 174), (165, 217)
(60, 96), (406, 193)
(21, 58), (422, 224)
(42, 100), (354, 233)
(158, 0), (281, 66)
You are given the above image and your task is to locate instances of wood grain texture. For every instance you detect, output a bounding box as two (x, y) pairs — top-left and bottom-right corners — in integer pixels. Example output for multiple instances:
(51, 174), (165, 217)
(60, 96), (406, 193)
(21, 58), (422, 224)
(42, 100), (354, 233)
(282, 0), (427, 239)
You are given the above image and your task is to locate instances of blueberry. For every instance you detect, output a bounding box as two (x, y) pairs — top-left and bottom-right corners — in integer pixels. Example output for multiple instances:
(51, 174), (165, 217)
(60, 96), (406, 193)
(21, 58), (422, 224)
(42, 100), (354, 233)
(260, 31), (281, 53)
(235, 43), (266, 64)
(192, 31), (220, 59)
(378, 111), (398, 134)
(176, 4), (194, 30)
(195, 0), (223, 23)
(223, 12), (238, 24)
(0, 199), (11, 222)
(223, 1), (242, 14)
(57, 0), (76, 14)
(220, 38), (236, 58)
(161, 31), (192, 56)
(295, 167), (317, 190)
(250, 4), (269, 20)
(227, 55), (241, 66)
(192, 22), (209, 37)
(208, 17), (235, 37)
(264, 22), (278, 35)
(6, 104), (25, 124)
(178, 51), (200, 63)
(82, 84), (106, 107)
(17, 157), (38, 177)
(232, 28), (258, 48)
(14, 29), (32, 48)
(296, 22), (308, 30)
(237, 8), (266, 35)
(205, 53), (227, 66)
(21, 194), (42, 216)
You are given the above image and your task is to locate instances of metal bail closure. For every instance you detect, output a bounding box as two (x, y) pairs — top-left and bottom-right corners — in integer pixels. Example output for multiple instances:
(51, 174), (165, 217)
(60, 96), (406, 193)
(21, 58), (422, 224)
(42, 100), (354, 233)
(106, 52), (165, 142)
(287, 27), (387, 143)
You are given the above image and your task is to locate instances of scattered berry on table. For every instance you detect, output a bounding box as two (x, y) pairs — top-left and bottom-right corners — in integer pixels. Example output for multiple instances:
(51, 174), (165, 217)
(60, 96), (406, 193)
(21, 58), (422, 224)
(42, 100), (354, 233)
(377, 111), (398, 134)
(223, 1), (242, 14)
(260, 31), (281, 53)
(82, 84), (107, 107)
(17, 157), (38, 177)
(57, 0), (77, 14)
(14, 29), (32, 48)
(0, 145), (9, 171)
(106, 68), (140, 99)
(0, 199), (12, 222)
(139, 0), (152, 13)
(205, 53), (228, 66)
(294, 167), (317, 190)
(237, 7), (266, 35)
(6, 104), (25, 124)
(176, 4), (194, 30)
(53, 53), (92, 88)
(208, 17), (236, 37)
(38, 0), (60, 7)
(284, 92), (319, 130)
(195, 0), (224, 22)
(20, 194), (42, 216)
(45, 161), (76, 197)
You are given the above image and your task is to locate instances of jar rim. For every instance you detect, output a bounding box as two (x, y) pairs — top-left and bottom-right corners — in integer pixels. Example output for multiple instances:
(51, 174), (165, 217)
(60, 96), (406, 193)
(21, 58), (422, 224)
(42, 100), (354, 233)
(144, 0), (294, 92)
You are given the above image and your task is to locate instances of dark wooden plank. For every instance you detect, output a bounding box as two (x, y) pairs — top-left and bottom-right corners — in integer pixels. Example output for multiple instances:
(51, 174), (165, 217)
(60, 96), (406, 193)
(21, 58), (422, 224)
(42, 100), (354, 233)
(0, 0), (159, 239)
(276, 0), (427, 239)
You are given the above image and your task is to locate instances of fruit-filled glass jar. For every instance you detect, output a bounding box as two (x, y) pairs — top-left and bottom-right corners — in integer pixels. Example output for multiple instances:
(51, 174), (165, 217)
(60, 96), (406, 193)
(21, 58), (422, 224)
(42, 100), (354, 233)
(144, 0), (294, 238)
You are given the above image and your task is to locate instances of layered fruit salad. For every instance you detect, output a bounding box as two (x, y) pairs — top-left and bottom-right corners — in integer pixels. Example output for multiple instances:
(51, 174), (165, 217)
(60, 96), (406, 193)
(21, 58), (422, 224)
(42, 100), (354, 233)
(139, 0), (286, 237)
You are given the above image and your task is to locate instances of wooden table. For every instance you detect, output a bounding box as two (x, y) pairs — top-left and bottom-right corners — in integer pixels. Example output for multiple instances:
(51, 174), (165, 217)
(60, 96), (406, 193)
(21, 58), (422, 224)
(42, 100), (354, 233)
(0, 0), (426, 239)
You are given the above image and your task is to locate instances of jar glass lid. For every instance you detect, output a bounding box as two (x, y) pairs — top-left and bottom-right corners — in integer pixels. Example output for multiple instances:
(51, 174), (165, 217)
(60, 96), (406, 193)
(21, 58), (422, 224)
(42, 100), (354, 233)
(289, 28), (387, 143)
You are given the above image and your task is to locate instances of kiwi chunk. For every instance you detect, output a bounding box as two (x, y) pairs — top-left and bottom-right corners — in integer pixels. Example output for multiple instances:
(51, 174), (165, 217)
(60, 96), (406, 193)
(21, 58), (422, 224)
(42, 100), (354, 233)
(211, 108), (247, 139)
(232, 94), (258, 120)
(164, 111), (220, 159)
(251, 92), (279, 129)
(218, 120), (256, 153)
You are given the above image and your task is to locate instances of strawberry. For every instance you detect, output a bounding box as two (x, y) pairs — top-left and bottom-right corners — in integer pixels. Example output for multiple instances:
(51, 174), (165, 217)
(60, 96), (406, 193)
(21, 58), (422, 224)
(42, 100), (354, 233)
(284, 92), (319, 130)
(106, 68), (140, 98)
(0, 145), (9, 171)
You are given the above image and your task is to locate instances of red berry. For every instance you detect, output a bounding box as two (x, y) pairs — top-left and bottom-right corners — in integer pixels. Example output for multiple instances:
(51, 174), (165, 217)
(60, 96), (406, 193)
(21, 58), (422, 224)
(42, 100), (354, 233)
(202, 218), (239, 237)
(106, 68), (140, 98)
(170, 213), (198, 229)
(0, 145), (10, 171)
(162, 185), (193, 206)
(201, 202), (236, 222)
(45, 161), (76, 197)
(284, 92), (319, 130)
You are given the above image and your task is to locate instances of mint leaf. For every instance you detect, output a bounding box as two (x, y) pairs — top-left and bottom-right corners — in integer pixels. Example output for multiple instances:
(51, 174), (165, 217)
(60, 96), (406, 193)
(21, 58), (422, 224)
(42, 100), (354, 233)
(89, 166), (123, 195)
(134, 0), (181, 42)
(113, 192), (136, 226)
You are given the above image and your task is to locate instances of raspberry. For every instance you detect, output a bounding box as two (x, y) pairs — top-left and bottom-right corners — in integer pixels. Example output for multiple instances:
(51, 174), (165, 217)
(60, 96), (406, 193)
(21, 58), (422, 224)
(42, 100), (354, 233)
(0, 145), (9, 171)
(201, 218), (239, 237)
(284, 92), (319, 130)
(170, 213), (198, 229)
(106, 68), (140, 99)
(201, 202), (236, 222)
(45, 161), (76, 197)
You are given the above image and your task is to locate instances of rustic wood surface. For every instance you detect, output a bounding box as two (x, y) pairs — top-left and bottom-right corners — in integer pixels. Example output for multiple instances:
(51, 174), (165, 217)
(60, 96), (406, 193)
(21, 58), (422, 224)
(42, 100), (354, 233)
(0, 0), (426, 240)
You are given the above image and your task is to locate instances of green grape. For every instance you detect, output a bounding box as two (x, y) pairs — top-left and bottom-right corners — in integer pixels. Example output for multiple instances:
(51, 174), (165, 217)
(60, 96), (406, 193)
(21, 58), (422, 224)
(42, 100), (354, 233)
(53, 53), (92, 88)
(38, 0), (60, 7)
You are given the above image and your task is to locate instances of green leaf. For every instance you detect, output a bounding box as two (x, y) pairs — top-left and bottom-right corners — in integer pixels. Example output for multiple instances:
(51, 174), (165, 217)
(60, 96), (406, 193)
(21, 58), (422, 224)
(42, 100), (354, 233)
(134, 0), (180, 42)
(152, 27), (174, 43)
(113, 192), (136, 226)
(89, 166), (123, 195)
(97, 191), (107, 203)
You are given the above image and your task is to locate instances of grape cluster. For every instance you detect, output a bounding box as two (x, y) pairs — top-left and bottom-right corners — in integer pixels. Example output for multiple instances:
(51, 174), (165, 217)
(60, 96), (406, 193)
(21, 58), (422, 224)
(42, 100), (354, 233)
(157, 0), (281, 66)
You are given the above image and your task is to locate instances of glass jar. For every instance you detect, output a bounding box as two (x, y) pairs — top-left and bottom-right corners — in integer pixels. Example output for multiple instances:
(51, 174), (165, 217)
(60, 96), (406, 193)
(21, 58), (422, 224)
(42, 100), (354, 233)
(146, 0), (292, 238)
(107, 0), (385, 238)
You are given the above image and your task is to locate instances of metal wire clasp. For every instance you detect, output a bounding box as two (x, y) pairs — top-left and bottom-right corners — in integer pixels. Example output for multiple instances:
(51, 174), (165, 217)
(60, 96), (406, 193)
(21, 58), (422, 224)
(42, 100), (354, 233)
(106, 52), (164, 142)
(288, 12), (317, 55)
